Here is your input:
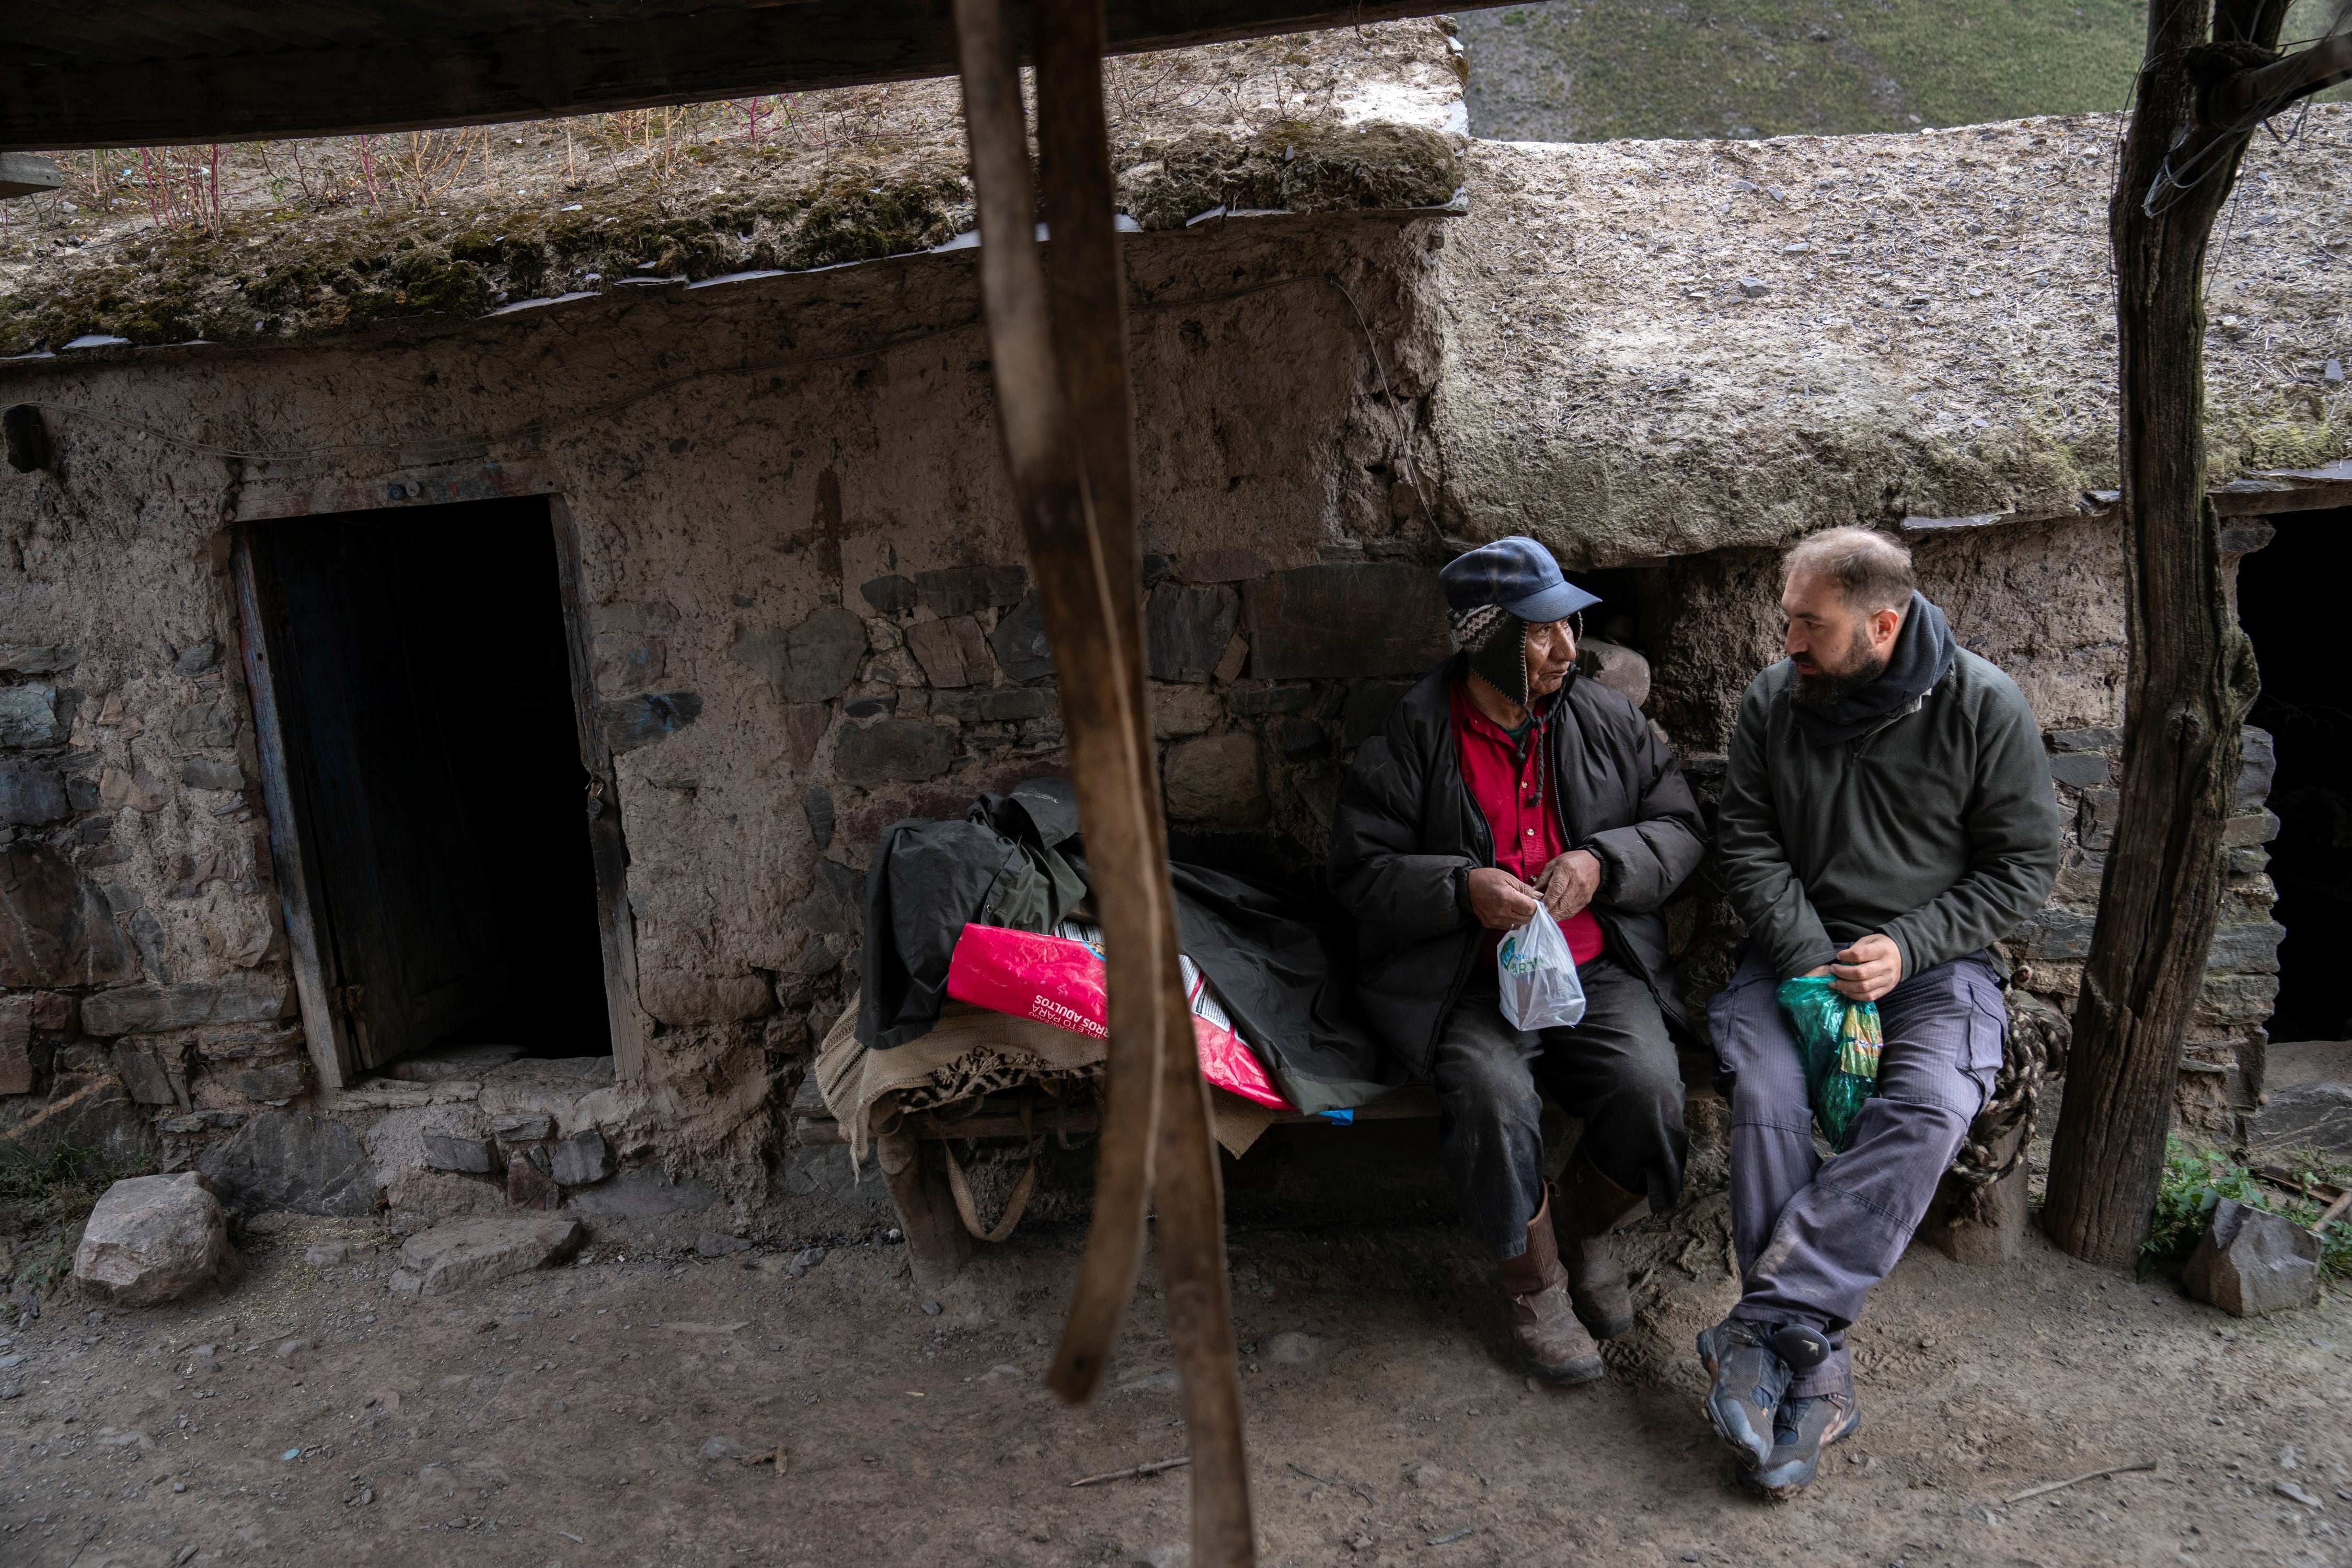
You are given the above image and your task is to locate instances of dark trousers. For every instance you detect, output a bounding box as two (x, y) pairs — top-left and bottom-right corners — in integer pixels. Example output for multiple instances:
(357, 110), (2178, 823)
(1708, 942), (2003, 1395)
(1433, 953), (1687, 1261)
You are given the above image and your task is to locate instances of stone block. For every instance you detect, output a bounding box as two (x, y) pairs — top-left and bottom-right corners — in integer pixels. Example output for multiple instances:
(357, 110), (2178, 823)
(0, 685), (62, 748)
(1165, 733), (1266, 823)
(506, 1152), (561, 1210)
(382, 1042), (524, 1081)
(2076, 787), (2118, 850)
(562, 1167), (719, 1217)
(0, 844), (139, 989)
(2026, 909), (2095, 963)
(735, 608), (869, 705)
(591, 632), (666, 694)
(1227, 683), (1315, 717)
(550, 1128), (614, 1186)
(0, 995), (30, 1094)
(172, 639), (221, 677)
(72, 1172), (238, 1307)
(0, 1077), (155, 1175)
(30, 990), (76, 1032)
(802, 784), (835, 851)
(1579, 640), (1651, 712)
(492, 1113), (554, 1143)
(906, 615), (996, 688)
(422, 1133), (495, 1174)
(932, 687), (1055, 723)
(1275, 717), (1330, 759)
(2198, 971), (2279, 1022)
(232, 1058), (308, 1103)
(2206, 920), (2284, 975)
(792, 858), (863, 938)
(178, 758), (245, 792)
(1244, 565), (1453, 680)
(2221, 810), (2280, 847)
(1149, 684), (1223, 740)
(112, 1039), (188, 1106)
(2045, 725), (2122, 752)
(835, 720), (955, 786)
(597, 691), (702, 754)
(695, 1231), (752, 1258)
(0, 759), (66, 824)
(1342, 679), (1417, 750)
(2238, 726), (2275, 809)
(639, 970), (777, 1026)
(169, 699), (235, 750)
(1174, 549), (1271, 583)
(991, 592), (1054, 683)
(197, 1110), (383, 1216)
(394, 1215), (584, 1295)
(2184, 1198), (2321, 1317)
(916, 564), (1027, 617)
(82, 974), (291, 1037)
(0, 645), (75, 677)
(2248, 1083), (2352, 1156)
(860, 574), (920, 617)
(1147, 583), (1241, 683)
(783, 702), (831, 770)
(2046, 751), (2110, 789)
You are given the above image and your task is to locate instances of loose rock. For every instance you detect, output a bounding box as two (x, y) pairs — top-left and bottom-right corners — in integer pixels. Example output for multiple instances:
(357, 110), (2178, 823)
(2184, 1198), (2321, 1317)
(390, 1215), (585, 1296)
(71, 1172), (239, 1307)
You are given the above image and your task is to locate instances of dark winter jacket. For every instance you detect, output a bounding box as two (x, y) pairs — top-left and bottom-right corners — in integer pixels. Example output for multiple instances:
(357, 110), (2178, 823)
(1715, 639), (2061, 983)
(1328, 656), (1709, 1077)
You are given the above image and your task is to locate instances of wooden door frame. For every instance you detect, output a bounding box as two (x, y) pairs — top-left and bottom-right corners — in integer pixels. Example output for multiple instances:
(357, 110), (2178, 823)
(227, 466), (645, 1090)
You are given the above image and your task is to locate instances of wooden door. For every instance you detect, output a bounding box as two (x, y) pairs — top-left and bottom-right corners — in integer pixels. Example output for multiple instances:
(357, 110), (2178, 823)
(246, 520), (507, 1068)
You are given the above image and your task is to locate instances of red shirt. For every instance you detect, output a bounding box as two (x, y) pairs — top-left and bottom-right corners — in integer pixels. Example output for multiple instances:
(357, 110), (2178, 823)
(1450, 681), (1607, 968)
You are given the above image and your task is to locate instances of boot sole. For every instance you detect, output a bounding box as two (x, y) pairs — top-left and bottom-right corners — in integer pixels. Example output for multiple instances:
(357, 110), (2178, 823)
(1736, 1406), (1862, 1502)
(1528, 1352), (1606, 1386)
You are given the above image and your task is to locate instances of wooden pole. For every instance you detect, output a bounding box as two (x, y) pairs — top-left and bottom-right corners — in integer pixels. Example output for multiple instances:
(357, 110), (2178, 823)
(2042, 0), (2289, 1266)
(952, 1), (1255, 1561)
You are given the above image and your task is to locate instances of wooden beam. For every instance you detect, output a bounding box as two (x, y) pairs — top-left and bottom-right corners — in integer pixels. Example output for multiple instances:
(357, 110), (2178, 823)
(0, 153), (63, 199)
(954, 0), (1253, 1559)
(1, 0), (1454, 151)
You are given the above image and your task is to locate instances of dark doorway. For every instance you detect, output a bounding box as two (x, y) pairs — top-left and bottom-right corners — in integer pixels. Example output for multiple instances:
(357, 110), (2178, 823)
(2240, 506), (2352, 1044)
(243, 495), (611, 1068)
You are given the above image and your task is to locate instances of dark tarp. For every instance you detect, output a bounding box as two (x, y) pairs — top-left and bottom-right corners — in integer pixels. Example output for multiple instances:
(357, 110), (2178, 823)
(855, 778), (1391, 1111)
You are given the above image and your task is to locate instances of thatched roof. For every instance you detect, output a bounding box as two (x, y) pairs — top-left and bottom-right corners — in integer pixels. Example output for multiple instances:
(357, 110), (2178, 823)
(0, 20), (1465, 360)
(1433, 109), (2352, 567)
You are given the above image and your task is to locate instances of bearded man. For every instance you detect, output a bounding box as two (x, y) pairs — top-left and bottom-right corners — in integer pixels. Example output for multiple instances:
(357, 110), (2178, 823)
(1700, 526), (2059, 1497)
(1331, 537), (1707, 1385)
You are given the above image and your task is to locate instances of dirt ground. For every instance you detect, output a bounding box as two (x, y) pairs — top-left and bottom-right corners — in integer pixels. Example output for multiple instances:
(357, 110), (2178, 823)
(2, 1185), (2348, 1568)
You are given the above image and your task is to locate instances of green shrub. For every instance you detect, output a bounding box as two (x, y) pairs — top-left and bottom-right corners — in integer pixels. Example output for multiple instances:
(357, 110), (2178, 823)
(2144, 1136), (2352, 1279)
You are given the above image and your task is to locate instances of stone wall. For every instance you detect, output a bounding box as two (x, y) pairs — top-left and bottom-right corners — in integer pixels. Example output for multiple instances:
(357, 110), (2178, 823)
(0, 208), (1451, 1220)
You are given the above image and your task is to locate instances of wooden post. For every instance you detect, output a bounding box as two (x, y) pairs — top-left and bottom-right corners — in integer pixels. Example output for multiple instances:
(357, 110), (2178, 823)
(875, 1126), (973, 1292)
(2043, 0), (2313, 1267)
(952, 1), (1255, 1562)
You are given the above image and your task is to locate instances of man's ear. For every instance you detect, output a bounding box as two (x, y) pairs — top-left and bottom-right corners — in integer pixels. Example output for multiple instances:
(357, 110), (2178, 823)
(1873, 606), (1904, 649)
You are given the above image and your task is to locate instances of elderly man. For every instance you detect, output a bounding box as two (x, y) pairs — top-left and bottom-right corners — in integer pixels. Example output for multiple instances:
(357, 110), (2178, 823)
(1331, 537), (1707, 1383)
(1701, 526), (2060, 1497)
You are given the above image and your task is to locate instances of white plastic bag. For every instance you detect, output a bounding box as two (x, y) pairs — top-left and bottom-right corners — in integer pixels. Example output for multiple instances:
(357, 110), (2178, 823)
(1497, 903), (1587, 1030)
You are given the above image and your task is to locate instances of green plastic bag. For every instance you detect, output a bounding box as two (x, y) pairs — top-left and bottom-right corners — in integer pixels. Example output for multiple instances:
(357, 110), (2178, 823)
(1773, 975), (1884, 1153)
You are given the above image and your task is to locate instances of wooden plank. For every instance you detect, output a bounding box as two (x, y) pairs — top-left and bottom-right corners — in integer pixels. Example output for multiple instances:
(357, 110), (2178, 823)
(0, 153), (63, 200)
(230, 532), (355, 1092)
(875, 1125), (972, 1290)
(2, 0), (1455, 151)
(549, 495), (647, 1085)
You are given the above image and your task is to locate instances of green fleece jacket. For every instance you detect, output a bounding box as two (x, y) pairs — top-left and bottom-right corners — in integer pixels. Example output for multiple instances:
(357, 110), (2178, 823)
(1715, 647), (2062, 982)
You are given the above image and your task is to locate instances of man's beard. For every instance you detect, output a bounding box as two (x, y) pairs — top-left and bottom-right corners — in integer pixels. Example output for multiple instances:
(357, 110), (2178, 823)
(1792, 630), (1889, 712)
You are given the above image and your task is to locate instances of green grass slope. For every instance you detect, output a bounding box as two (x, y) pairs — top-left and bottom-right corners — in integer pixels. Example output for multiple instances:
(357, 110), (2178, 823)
(1457, 0), (2347, 142)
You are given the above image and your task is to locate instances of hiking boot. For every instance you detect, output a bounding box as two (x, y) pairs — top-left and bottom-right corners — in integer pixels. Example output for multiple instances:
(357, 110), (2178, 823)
(1739, 1373), (1860, 1501)
(1557, 1156), (1648, 1341)
(1694, 1317), (1791, 1467)
(1500, 1190), (1604, 1385)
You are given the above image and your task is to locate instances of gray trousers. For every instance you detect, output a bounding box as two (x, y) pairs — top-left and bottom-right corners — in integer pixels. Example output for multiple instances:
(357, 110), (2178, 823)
(1708, 943), (2003, 1396)
(1434, 954), (1687, 1261)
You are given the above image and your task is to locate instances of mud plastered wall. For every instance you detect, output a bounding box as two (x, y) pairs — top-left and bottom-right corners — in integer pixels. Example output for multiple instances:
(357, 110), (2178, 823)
(0, 212), (1451, 1223)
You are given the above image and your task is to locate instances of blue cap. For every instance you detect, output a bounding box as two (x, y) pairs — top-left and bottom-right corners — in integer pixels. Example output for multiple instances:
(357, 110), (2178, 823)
(1438, 536), (1600, 624)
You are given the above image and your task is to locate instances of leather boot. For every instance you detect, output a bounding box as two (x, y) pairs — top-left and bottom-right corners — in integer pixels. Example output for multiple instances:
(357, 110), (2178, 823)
(1498, 1187), (1604, 1384)
(1555, 1153), (1648, 1341)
